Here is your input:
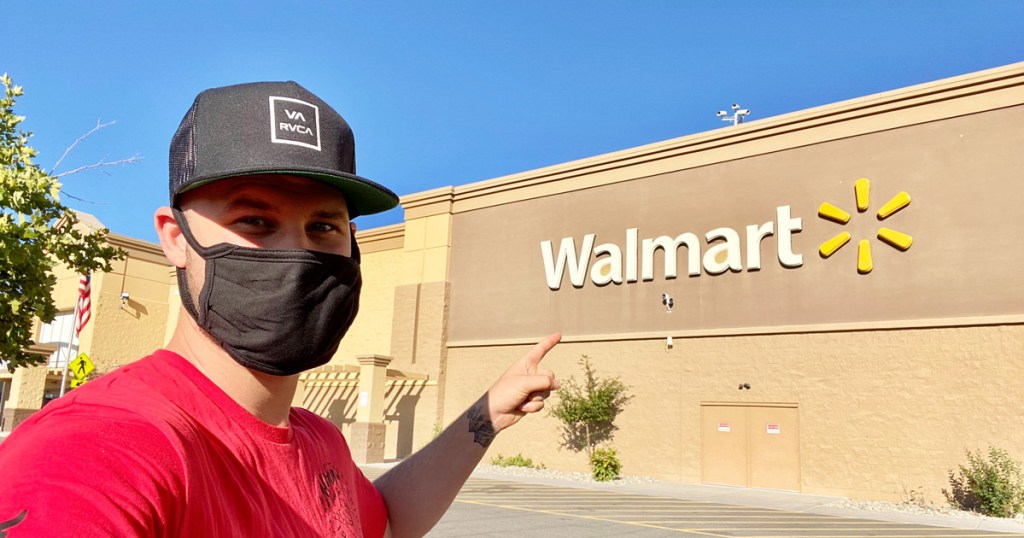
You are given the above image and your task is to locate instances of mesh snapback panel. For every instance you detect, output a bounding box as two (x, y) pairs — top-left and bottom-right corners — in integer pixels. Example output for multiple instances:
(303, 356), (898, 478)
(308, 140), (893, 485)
(168, 102), (199, 203)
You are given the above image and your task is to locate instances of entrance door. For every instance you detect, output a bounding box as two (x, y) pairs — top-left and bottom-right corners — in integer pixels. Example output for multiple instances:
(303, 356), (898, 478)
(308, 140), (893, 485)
(701, 403), (800, 491)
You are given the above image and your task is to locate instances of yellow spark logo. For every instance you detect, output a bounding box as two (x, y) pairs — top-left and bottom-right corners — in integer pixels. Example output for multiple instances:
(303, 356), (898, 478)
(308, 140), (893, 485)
(818, 178), (912, 274)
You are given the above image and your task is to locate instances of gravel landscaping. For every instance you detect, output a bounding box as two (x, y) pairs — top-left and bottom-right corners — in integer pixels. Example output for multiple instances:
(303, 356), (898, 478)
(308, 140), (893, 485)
(826, 497), (1024, 525)
(474, 463), (655, 486)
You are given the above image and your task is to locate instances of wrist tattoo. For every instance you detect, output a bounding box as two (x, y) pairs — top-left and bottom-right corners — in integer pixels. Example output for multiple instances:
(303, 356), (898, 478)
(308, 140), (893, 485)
(466, 403), (497, 448)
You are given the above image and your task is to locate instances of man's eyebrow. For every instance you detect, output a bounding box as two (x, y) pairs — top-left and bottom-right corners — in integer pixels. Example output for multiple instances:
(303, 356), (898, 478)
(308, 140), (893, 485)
(223, 196), (276, 212)
(223, 197), (348, 220)
(311, 210), (349, 220)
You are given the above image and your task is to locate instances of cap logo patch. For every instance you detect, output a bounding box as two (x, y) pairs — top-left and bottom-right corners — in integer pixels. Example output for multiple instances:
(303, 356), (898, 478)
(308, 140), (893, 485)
(269, 96), (321, 151)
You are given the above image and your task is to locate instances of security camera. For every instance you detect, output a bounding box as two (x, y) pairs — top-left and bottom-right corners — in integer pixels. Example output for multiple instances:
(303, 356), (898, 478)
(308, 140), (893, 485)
(731, 103), (739, 110)
(737, 109), (750, 115)
(661, 293), (674, 313)
(120, 292), (130, 301)
(716, 111), (727, 117)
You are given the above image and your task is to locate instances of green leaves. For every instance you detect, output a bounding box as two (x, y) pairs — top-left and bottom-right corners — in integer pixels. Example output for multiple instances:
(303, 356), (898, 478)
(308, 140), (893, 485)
(589, 447), (622, 482)
(0, 74), (125, 372)
(548, 357), (632, 481)
(548, 356), (633, 461)
(945, 447), (1024, 517)
(490, 453), (542, 469)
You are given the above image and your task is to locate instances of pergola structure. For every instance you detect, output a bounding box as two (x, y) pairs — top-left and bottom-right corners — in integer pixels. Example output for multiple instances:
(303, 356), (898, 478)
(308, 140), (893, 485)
(298, 356), (431, 463)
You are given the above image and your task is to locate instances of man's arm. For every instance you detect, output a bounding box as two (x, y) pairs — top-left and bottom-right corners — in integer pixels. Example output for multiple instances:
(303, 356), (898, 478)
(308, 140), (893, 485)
(372, 333), (561, 538)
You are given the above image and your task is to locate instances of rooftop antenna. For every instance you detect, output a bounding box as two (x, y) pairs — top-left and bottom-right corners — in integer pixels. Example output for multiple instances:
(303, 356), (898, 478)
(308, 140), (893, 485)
(716, 103), (750, 126)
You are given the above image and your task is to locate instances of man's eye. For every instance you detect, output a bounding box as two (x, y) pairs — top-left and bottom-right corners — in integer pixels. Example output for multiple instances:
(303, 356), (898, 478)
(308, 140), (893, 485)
(309, 222), (341, 233)
(237, 216), (272, 228)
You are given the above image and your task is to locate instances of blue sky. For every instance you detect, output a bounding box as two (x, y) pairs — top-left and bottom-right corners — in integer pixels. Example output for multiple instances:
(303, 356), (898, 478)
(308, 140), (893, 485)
(8, 1), (1023, 243)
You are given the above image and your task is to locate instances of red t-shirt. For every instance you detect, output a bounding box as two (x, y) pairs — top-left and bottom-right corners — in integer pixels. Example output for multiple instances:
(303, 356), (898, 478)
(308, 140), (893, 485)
(0, 350), (387, 537)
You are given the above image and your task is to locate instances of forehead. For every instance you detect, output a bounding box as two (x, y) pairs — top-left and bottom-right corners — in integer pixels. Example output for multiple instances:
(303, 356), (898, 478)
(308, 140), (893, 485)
(177, 175), (350, 215)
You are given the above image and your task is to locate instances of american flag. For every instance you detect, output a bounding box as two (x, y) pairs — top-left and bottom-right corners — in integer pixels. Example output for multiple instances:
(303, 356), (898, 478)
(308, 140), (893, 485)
(75, 272), (91, 334)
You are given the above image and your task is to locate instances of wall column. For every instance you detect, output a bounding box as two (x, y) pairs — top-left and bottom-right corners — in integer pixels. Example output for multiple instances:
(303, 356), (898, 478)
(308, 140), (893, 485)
(349, 354), (392, 463)
(1, 364), (48, 431)
(390, 187), (455, 433)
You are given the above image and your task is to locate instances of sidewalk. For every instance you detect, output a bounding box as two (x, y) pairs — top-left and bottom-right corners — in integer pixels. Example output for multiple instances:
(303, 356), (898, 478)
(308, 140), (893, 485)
(364, 463), (1024, 535)
(460, 466), (1024, 535)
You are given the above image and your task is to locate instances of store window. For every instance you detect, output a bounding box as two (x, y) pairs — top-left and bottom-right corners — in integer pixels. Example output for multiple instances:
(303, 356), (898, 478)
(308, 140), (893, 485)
(37, 311), (79, 369)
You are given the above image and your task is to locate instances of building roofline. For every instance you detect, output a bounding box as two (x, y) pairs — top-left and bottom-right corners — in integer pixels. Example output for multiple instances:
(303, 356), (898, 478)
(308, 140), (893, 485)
(444, 61), (1024, 214)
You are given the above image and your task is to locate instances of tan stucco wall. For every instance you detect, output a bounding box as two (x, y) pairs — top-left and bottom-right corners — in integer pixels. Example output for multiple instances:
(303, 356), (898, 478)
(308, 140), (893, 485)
(1, 363), (50, 430)
(443, 324), (1024, 502)
(6, 364), (49, 412)
(382, 382), (438, 460)
(50, 264), (84, 313)
(84, 247), (173, 372)
(335, 243), (404, 362)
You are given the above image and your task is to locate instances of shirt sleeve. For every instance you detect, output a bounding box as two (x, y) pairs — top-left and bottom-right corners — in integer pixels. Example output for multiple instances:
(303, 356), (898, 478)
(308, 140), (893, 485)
(0, 406), (185, 537)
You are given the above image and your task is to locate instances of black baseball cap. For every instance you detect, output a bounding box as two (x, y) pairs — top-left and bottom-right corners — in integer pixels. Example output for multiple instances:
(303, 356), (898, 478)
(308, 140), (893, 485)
(168, 81), (399, 218)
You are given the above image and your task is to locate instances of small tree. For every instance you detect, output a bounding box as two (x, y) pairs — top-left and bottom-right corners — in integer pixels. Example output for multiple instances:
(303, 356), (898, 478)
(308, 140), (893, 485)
(548, 355), (632, 480)
(0, 74), (124, 372)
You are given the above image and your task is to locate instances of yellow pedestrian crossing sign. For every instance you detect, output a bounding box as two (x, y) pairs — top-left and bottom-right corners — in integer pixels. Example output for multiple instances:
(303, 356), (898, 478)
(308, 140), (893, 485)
(69, 353), (95, 380)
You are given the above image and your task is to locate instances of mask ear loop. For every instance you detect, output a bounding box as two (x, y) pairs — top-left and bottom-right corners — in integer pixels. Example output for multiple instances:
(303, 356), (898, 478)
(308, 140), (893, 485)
(171, 207), (239, 257)
(350, 233), (361, 264)
(170, 208), (204, 324)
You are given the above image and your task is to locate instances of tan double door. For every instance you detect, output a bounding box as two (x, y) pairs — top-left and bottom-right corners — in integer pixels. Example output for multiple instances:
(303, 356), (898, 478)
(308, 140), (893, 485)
(700, 403), (800, 491)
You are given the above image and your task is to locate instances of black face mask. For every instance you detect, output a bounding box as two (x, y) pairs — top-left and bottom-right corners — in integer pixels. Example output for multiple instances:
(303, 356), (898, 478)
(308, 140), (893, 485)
(172, 208), (361, 376)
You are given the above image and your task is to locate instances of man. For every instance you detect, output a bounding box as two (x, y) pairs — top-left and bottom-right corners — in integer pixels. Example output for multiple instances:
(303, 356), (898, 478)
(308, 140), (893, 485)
(0, 81), (560, 536)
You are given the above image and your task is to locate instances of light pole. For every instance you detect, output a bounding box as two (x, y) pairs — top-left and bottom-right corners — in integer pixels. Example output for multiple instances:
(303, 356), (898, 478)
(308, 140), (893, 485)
(716, 103), (750, 126)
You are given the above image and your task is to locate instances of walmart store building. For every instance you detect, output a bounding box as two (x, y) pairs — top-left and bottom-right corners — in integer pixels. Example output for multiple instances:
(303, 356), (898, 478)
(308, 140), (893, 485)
(3, 62), (1023, 502)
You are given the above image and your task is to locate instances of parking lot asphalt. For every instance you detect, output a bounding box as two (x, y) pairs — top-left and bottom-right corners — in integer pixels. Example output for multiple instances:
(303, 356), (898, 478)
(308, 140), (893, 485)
(360, 465), (1024, 537)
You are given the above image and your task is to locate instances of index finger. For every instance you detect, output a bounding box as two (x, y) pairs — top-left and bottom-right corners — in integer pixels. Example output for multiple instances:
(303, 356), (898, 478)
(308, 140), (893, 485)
(523, 332), (561, 370)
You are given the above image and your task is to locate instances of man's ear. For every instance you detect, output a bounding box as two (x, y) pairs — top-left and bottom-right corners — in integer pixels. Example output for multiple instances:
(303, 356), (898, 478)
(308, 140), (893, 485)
(155, 207), (187, 268)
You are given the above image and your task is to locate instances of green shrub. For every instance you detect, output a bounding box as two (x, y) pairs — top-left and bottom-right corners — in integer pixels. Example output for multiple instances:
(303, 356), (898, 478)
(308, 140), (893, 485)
(590, 447), (622, 482)
(944, 447), (1024, 517)
(491, 453), (541, 469)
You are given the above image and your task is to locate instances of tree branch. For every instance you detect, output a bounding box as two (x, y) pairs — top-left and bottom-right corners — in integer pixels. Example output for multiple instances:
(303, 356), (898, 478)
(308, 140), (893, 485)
(50, 119), (117, 174)
(53, 154), (142, 179)
(59, 191), (109, 205)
